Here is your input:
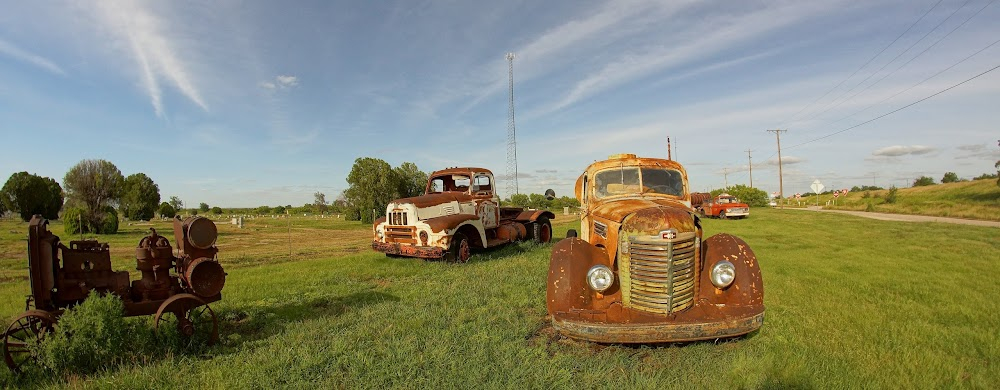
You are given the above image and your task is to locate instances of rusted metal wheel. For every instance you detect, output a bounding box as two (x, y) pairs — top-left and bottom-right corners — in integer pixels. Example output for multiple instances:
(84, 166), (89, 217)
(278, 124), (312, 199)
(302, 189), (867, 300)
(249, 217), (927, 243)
(3, 310), (56, 371)
(446, 232), (472, 263)
(533, 217), (552, 243)
(154, 293), (218, 346)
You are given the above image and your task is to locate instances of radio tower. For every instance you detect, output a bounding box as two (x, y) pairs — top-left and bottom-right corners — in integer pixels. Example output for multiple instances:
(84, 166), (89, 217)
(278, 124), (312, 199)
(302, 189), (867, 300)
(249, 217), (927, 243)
(505, 52), (519, 198)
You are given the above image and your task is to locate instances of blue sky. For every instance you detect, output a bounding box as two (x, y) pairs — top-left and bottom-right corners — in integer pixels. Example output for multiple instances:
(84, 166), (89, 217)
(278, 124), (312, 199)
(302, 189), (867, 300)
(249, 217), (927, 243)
(1, 0), (998, 207)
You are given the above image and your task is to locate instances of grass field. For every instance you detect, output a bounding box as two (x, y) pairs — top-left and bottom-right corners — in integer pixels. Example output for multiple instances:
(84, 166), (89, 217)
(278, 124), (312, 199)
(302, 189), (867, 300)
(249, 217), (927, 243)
(797, 178), (1000, 221)
(0, 209), (997, 388)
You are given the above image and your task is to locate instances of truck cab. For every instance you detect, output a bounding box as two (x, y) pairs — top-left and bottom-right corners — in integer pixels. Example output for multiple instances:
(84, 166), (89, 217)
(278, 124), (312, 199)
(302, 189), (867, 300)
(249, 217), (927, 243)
(372, 167), (554, 263)
(546, 154), (764, 343)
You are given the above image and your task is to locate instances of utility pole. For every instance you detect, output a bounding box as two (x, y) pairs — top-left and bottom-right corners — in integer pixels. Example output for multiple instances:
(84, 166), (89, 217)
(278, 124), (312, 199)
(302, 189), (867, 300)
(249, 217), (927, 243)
(767, 129), (787, 209)
(722, 168), (730, 188)
(505, 52), (519, 197)
(745, 149), (753, 188)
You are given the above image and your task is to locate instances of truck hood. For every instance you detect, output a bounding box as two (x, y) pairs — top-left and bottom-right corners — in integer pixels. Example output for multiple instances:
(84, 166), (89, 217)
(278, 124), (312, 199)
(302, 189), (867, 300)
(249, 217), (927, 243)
(592, 198), (696, 233)
(392, 193), (473, 208)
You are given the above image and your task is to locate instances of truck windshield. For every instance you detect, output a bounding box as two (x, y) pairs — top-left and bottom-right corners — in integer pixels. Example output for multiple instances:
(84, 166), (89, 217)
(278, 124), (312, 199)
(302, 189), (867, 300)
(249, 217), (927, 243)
(594, 167), (684, 198)
(428, 174), (471, 193)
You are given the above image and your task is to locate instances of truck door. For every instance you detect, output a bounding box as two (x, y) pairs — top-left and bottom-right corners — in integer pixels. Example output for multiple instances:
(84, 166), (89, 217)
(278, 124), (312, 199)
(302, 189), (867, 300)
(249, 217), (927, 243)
(473, 173), (499, 229)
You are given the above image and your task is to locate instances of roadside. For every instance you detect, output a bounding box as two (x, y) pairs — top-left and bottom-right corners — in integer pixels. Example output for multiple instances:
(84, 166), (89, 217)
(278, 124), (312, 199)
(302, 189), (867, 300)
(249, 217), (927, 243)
(786, 206), (1000, 228)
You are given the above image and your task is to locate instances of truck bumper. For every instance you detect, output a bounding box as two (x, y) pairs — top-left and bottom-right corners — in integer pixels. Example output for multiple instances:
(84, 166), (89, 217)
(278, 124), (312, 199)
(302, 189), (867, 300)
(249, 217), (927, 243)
(551, 308), (764, 344)
(372, 241), (445, 259)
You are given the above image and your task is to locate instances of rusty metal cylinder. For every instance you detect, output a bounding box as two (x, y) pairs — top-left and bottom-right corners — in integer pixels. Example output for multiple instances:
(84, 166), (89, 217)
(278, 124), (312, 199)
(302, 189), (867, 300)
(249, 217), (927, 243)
(180, 257), (226, 298)
(496, 223), (527, 242)
(184, 216), (218, 249)
(133, 229), (177, 302)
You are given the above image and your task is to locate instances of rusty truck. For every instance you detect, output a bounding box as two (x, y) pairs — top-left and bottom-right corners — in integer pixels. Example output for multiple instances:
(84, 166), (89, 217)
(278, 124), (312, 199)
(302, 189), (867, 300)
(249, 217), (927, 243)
(697, 193), (751, 219)
(371, 167), (554, 263)
(546, 153), (764, 343)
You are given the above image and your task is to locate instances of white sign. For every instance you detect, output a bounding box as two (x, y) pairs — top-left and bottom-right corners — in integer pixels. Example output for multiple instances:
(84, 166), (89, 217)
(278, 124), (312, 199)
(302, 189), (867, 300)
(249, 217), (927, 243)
(810, 179), (824, 194)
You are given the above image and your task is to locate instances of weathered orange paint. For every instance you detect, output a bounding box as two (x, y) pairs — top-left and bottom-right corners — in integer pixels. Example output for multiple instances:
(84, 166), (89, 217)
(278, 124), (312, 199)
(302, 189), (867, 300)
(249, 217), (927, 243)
(547, 154), (764, 343)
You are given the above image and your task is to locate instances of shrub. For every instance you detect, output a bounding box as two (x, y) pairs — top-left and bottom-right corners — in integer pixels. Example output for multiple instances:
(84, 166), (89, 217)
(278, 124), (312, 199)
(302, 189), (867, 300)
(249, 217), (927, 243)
(862, 191), (871, 199)
(158, 202), (177, 218)
(35, 294), (136, 374)
(884, 186), (899, 204)
(913, 176), (935, 187)
(865, 202), (875, 212)
(99, 206), (119, 234)
(62, 207), (87, 234)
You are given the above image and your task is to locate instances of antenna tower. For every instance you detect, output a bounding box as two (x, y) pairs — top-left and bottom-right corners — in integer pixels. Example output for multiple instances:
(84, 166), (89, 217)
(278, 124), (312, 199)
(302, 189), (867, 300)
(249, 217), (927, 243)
(505, 52), (519, 197)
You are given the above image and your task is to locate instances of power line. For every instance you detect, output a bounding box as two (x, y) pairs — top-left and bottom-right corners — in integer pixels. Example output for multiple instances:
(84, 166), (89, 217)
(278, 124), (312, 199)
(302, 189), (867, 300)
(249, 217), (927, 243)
(778, 0), (944, 127)
(797, 0), (994, 130)
(796, 0), (976, 126)
(785, 62), (1000, 151)
(800, 35), (1000, 135)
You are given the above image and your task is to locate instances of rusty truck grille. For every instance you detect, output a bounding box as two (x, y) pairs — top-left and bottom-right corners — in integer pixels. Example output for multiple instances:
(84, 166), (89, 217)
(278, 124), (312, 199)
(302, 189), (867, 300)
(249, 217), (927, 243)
(389, 211), (408, 226)
(622, 232), (698, 314)
(385, 226), (416, 243)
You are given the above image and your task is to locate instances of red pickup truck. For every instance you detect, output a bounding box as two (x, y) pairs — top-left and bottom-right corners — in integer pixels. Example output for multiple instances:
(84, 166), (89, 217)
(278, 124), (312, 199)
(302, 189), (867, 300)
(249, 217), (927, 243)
(697, 194), (750, 219)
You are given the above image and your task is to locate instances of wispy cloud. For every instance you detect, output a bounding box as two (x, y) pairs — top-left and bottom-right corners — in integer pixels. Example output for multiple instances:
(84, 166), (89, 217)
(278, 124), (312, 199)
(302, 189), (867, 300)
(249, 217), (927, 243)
(0, 39), (66, 75)
(544, 1), (849, 113)
(259, 75), (299, 90)
(92, 0), (208, 116)
(872, 145), (936, 157)
(955, 143), (1000, 160)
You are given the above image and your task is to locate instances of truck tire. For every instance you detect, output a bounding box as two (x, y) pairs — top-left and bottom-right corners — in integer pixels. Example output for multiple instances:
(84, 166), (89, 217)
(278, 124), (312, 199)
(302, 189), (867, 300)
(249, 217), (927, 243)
(445, 232), (472, 263)
(532, 217), (552, 243)
(720, 210), (728, 220)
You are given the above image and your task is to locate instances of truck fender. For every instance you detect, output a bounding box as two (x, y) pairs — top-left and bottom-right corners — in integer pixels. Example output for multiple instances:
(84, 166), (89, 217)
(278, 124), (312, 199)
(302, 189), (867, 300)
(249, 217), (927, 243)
(546, 238), (611, 315)
(452, 220), (488, 249)
(699, 233), (764, 307)
(513, 209), (556, 223)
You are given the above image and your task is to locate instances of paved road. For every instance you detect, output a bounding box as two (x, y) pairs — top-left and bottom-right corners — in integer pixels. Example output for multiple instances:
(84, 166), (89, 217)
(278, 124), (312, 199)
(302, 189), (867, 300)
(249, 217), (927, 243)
(788, 206), (1000, 228)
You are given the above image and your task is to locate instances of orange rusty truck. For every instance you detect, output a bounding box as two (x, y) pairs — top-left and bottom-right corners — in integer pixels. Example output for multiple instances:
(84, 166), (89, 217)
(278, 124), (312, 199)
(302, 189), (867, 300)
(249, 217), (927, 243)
(546, 153), (764, 343)
(696, 193), (751, 219)
(372, 167), (554, 263)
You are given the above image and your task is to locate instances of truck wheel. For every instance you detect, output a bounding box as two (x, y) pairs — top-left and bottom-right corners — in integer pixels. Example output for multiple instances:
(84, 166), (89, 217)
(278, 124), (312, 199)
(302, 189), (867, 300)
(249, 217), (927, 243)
(446, 232), (471, 263)
(720, 210), (728, 220)
(532, 217), (552, 243)
(566, 229), (578, 238)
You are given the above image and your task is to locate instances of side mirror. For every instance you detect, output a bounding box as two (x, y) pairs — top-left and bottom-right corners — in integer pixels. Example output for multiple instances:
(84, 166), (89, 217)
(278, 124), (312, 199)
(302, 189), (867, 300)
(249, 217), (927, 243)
(545, 189), (556, 200)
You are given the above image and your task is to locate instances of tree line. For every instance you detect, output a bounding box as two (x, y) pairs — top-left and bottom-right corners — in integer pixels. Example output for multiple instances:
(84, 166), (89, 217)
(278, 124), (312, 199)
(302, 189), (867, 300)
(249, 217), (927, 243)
(1, 159), (174, 234)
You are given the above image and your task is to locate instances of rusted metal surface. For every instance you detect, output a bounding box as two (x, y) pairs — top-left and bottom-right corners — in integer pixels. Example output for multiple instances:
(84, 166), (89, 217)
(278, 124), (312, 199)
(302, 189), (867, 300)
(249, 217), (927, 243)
(2, 215), (226, 371)
(371, 166), (553, 262)
(699, 194), (751, 219)
(548, 153), (764, 343)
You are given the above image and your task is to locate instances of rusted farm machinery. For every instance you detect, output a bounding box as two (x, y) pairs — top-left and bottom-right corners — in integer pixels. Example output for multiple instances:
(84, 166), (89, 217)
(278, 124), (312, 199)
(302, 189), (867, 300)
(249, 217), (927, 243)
(2, 215), (227, 371)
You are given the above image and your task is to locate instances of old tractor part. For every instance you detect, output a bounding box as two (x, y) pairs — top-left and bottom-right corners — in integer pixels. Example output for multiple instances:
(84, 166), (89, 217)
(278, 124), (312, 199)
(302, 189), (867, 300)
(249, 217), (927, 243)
(132, 228), (180, 302)
(173, 216), (226, 298)
(2, 310), (56, 372)
(153, 293), (219, 345)
(2, 215), (227, 372)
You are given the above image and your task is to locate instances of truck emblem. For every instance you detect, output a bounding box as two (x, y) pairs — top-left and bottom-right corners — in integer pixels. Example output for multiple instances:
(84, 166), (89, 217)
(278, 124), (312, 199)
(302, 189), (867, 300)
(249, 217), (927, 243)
(660, 229), (677, 240)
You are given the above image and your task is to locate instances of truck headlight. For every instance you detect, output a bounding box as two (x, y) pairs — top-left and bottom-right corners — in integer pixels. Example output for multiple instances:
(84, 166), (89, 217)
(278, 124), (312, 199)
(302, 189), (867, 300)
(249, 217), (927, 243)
(587, 265), (614, 292)
(710, 260), (736, 289)
(376, 227), (384, 240)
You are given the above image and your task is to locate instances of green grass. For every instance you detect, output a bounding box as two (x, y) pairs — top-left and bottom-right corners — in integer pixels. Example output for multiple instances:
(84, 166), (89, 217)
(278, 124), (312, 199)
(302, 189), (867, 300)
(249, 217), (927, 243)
(819, 179), (1000, 221)
(0, 209), (997, 388)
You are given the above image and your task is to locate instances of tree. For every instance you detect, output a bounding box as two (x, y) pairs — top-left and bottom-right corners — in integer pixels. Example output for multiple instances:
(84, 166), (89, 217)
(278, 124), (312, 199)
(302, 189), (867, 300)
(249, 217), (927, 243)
(168, 196), (184, 211)
(508, 193), (529, 208)
(211, 206), (223, 214)
(1, 172), (63, 221)
(64, 159), (124, 232)
(120, 173), (160, 221)
(256, 205), (271, 215)
(158, 202), (177, 218)
(273, 205), (286, 215)
(199, 202), (210, 212)
(528, 193), (550, 209)
(941, 172), (959, 183)
(313, 192), (329, 214)
(344, 157), (400, 224)
(710, 184), (769, 207)
(393, 162), (428, 198)
(996, 159), (1000, 187)
(912, 176), (935, 187)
